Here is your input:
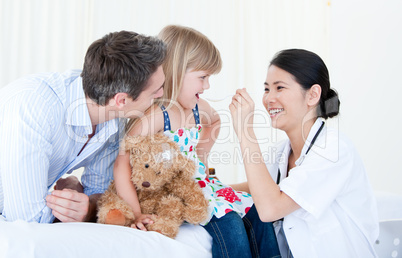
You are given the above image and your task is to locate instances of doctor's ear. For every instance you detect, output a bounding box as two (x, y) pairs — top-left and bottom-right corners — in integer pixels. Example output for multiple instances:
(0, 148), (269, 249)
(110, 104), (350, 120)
(111, 93), (129, 108)
(307, 84), (322, 106)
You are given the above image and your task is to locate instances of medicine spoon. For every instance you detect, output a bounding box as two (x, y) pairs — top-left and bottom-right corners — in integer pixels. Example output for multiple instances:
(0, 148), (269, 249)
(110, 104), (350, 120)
(204, 92), (258, 102)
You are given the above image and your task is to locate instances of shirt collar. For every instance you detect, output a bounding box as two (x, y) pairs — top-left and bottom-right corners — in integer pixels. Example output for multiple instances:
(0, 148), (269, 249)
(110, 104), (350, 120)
(64, 76), (123, 138)
(64, 76), (93, 134)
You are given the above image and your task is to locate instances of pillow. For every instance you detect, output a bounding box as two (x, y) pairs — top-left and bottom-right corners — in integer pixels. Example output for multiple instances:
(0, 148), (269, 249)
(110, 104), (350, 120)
(0, 218), (212, 258)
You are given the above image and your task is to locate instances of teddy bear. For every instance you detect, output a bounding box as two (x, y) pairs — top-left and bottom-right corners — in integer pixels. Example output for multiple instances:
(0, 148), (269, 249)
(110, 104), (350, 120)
(97, 133), (209, 238)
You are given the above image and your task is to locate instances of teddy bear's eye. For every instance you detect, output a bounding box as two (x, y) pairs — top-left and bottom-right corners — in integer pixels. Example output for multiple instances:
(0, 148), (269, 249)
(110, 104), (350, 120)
(145, 164), (149, 168)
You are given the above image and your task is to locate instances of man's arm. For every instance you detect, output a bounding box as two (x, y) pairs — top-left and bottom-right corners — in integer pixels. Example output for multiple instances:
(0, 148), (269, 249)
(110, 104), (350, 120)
(46, 120), (123, 223)
(0, 91), (55, 222)
(79, 120), (125, 222)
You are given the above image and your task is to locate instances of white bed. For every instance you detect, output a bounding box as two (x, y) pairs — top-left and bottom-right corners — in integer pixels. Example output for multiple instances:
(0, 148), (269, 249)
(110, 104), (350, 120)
(2, 191), (402, 257)
(0, 218), (212, 258)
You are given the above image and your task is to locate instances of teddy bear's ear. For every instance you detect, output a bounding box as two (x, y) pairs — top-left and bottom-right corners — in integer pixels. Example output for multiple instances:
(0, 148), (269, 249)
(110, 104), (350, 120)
(150, 133), (173, 145)
(123, 135), (146, 152)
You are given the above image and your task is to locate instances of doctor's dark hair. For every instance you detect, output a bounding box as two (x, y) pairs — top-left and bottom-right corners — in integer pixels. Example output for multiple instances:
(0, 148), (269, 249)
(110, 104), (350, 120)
(270, 49), (340, 119)
(81, 30), (166, 105)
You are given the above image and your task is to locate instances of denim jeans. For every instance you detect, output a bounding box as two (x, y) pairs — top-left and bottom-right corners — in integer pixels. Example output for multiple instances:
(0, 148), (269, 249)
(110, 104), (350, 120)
(202, 205), (281, 258)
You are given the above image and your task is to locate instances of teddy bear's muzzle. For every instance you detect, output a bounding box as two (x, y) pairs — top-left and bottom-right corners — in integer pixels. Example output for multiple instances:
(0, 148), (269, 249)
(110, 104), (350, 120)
(142, 182), (151, 188)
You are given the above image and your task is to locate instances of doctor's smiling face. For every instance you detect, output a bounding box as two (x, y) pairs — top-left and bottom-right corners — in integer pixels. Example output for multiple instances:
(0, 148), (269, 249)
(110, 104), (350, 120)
(262, 65), (312, 134)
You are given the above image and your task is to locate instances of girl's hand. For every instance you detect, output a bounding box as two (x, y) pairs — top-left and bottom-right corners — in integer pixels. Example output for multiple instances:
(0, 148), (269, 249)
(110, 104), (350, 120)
(229, 88), (255, 137)
(131, 213), (157, 231)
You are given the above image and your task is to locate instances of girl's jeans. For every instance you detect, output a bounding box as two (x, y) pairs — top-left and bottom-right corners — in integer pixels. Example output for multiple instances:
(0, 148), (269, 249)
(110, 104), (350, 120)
(202, 205), (281, 258)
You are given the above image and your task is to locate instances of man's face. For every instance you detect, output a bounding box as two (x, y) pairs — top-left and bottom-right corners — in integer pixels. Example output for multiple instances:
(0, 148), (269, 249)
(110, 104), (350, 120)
(123, 65), (165, 118)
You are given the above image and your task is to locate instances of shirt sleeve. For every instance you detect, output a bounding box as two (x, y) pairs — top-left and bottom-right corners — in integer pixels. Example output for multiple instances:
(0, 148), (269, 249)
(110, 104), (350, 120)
(80, 120), (124, 196)
(279, 134), (354, 219)
(0, 91), (55, 223)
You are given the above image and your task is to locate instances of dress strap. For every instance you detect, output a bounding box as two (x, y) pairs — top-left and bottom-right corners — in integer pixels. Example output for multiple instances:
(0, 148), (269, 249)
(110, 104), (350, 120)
(192, 104), (200, 125)
(160, 105), (171, 131)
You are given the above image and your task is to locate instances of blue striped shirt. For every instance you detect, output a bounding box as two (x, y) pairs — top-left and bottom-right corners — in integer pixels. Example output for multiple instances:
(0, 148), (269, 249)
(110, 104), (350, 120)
(0, 70), (125, 223)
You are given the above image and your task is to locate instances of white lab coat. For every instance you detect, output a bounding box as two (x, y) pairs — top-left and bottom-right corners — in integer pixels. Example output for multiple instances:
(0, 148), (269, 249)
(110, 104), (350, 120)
(267, 118), (379, 258)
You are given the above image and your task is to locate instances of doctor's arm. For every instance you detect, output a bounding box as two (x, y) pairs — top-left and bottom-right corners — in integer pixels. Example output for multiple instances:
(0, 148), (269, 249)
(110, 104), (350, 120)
(229, 89), (300, 222)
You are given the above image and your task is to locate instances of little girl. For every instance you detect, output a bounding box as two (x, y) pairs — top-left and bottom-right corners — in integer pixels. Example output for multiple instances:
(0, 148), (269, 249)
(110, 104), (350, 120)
(113, 25), (280, 258)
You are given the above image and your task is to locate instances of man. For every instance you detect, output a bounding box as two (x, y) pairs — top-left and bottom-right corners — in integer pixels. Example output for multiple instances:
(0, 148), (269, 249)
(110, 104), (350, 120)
(0, 30), (166, 223)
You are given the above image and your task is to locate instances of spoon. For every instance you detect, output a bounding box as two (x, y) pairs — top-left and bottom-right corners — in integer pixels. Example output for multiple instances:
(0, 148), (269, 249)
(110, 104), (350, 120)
(204, 92), (258, 102)
(204, 94), (234, 102)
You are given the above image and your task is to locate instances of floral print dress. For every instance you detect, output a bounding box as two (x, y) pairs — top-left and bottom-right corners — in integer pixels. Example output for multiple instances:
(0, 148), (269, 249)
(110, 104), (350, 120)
(161, 105), (253, 225)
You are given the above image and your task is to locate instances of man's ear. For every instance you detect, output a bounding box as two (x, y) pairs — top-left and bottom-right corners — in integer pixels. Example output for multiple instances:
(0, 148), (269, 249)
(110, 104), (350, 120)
(112, 93), (129, 109)
(307, 84), (321, 106)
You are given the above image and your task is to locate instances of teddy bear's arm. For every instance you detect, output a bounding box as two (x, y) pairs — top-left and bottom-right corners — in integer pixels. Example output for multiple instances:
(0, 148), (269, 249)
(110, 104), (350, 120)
(170, 179), (209, 224)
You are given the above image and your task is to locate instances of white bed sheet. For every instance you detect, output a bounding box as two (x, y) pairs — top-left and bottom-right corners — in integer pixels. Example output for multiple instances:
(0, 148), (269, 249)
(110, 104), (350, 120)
(4, 191), (399, 258)
(0, 218), (212, 258)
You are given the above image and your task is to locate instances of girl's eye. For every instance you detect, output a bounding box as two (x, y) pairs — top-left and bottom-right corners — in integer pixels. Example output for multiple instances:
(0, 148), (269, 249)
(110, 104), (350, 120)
(264, 88), (270, 93)
(200, 76), (207, 79)
(277, 86), (284, 90)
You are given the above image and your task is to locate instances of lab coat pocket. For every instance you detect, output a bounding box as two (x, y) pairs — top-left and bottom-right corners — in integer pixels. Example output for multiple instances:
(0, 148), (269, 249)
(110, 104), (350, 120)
(306, 210), (340, 235)
(306, 211), (354, 256)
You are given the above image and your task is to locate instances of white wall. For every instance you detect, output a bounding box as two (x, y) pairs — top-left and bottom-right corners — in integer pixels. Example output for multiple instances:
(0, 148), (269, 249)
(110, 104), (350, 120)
(1, 0), (400, 194)
(330, 0), (402, 194)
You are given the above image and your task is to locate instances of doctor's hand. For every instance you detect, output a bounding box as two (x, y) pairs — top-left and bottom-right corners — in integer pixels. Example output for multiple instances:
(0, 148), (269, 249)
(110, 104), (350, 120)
(229, 88), (255, 137)
(46, 188), (90, 222)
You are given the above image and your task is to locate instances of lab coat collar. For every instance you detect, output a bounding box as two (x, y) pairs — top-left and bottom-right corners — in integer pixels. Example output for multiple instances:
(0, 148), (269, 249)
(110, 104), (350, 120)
(295, 118), (325, 166)
(277, 140), (291, 183)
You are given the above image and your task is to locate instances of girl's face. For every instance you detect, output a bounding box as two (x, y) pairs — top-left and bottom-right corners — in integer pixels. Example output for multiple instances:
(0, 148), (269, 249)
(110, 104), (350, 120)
(262, 65), (310, 133)
(177, 68), (211, 109)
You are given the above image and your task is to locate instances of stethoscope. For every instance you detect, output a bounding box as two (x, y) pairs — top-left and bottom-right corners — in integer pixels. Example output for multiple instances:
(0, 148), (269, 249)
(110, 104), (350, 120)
(276, 121), (325, 184)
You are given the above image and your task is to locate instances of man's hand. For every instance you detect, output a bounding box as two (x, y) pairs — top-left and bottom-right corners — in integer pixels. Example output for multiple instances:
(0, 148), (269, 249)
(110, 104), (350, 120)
(46, 188), (90, 222)
(131, 213), (157, 231)
(46, 176), (90, 222)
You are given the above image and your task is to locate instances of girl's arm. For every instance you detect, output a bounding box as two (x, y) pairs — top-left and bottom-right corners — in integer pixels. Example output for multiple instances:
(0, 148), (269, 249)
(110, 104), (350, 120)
(113, 151), (154, 230)
(229, 89), (300, 222)
(113, 105), (165, 229)
(197, 99), (221, 177)
(230, 182), (250, 193)
(113, 152), (141, 216)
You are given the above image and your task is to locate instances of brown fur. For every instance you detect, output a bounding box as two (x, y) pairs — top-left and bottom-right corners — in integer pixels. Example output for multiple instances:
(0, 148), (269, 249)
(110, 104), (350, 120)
(97, 133), (209, 238)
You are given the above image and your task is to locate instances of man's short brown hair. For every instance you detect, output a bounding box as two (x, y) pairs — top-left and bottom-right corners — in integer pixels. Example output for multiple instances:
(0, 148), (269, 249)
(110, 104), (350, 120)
(81, 31), (166, 105)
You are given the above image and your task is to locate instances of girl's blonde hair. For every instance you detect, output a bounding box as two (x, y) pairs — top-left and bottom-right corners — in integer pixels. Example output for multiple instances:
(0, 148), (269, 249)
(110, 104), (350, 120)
(126, 25), (222, 133)
(157, 24), (222, 108)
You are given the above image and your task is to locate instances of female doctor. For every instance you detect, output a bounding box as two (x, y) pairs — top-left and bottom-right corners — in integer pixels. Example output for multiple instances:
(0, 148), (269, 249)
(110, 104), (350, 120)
(229, 49), (379, 257)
